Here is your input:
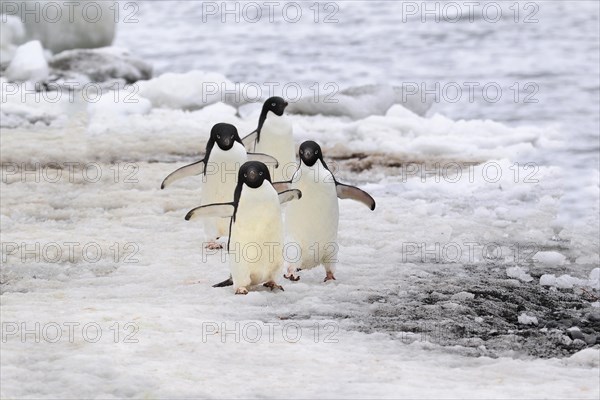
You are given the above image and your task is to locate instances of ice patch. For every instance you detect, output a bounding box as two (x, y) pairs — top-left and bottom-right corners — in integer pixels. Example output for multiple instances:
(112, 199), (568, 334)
(539, 272), (598, 291)
(518, 313), (538, 325)
(0, 14), (25, 62)
(286, 84), (432, 119)
(138, 71), (234, 110)
(588, 268), (600, 291)
(506, 266), (533, 282)
(5, 40), (48, 82)
(3, 0), (116, 53)
(534, 251), (567, 266)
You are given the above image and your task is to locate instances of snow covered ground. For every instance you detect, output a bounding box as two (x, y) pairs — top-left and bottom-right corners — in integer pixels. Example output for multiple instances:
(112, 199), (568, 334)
(1, 97), (599, 398)
(1, 1), (599, 399)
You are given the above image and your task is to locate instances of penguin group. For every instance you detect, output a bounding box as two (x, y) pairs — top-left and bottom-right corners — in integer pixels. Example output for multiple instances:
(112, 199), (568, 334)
(161, 97), (376, 295)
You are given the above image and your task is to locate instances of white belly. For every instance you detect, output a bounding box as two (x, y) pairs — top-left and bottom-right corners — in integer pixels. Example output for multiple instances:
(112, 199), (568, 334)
(254, 114), (296, 182)
(229, 183), (284, 286)
(285, 162), (339, 269)
(202, 142), (247, 237)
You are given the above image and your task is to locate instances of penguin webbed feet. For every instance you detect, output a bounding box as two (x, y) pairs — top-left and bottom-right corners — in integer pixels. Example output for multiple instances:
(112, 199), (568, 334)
(263, 281), (284, 291)
(283, 273), (300, 282)
(324, 272), (336, 282)
(205, 241), (223, 250)
(235, 287), (249, 295)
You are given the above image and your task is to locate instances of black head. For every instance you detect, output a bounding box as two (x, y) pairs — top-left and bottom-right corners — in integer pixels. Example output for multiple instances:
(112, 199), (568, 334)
(299, 141), (324, 167)
(238, 161), (271, 189)
(210, 123), (241, 151)
(262, 96), (288, 117)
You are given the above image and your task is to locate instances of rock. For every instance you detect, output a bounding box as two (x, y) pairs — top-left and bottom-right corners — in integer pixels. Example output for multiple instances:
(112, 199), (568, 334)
(451, 291), (475, 301)
(583, 334), (597, 346)
(571, 339), (587, 349)
(545, 321), (558, 329)
(586, 312), (600, 323)
(567, 327), (585, 341)
(561, 335), (573, 346)
(49, 47), (152, 85)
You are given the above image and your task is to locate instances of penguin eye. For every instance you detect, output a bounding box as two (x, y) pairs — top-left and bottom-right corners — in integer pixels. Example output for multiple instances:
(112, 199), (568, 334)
(259, 171), (263, 176)
(315, 150), (319, 154)
(216, 135), (221, 139)
(271, 102), (276, 107)
(244, 173), (247, 178)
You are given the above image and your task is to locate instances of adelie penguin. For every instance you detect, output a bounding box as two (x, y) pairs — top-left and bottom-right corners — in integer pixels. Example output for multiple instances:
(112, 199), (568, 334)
(161, 123), (278, 248)
(242, 97), (296, 182)
(275, 140), (376, 282)
(185, 161), (302, 295)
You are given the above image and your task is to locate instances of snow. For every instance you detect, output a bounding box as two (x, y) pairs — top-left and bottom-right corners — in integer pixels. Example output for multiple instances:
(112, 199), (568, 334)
(137, 71), (236, 110)
(136, 72), (432, 118)
(5, 40), (49, 82)
(535, 251), (567, 267)
(286, 84), (432, 119)
(539, 273), (599, 291)
(564, 348), (600, 368)
(590, 268), (600, 286)
(87, 89), (152, 135)
(1, 98), (599, 397)
(1, 3), (599, 395)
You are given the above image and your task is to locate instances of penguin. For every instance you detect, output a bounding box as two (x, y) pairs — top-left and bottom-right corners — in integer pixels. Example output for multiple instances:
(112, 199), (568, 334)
(161, 123), (278, 248)
(242, 97), (296, 182)
(185, 161), (302, 294)
(275, 140), (376, 282)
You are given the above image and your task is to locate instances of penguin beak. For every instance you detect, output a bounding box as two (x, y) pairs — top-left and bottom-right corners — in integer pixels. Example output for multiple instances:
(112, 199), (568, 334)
(223, 137), (231, 147)
(303, 149), (313, 160)
(248, 169), (258, 181)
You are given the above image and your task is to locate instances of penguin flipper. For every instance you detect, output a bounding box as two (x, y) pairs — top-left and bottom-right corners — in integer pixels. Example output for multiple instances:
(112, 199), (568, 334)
(161, 159), (205, 189)
(273, 180), (292, 193)
(336, 183), (376, 210)
(185, 203), (234, 221)
(213, 276), (233, 287)
(247, 152), (279, 168)
(241, 130), (258, 151)
(278, 189), (302, 204)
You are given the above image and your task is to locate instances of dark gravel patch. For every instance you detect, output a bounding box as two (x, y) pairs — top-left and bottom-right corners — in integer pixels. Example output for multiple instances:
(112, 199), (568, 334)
(356, 264), (599, 358)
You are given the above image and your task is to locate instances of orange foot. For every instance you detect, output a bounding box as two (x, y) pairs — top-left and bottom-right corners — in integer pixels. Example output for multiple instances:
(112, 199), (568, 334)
(263, 281), (284, 291)
(205, 241), (223, 250)
(283, 273), (300, 281)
